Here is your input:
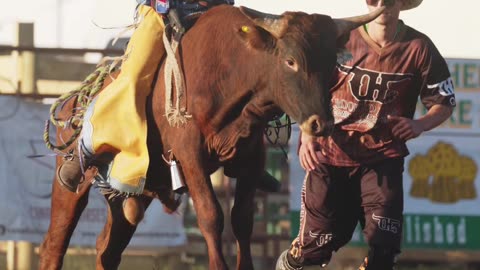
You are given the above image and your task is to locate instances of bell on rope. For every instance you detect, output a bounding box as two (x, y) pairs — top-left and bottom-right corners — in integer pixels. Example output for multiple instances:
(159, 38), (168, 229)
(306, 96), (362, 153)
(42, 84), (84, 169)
(170, 160), (187, 194)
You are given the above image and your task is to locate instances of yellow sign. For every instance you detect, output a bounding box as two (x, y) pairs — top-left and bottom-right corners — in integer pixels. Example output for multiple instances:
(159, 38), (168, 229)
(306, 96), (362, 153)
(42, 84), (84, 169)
(409, 141), (477, 203)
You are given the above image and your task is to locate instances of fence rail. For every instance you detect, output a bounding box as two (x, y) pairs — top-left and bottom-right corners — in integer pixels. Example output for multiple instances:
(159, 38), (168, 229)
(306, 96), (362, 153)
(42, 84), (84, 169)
(0, 45), (124, 55)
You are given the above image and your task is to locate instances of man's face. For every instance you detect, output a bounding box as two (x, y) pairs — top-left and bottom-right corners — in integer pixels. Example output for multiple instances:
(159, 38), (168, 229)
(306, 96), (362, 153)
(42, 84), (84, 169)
(366, 0), (401, 25)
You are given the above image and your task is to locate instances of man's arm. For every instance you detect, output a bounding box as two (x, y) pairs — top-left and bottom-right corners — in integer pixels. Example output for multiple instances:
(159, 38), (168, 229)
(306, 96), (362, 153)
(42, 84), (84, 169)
(388, 104), (454, 141)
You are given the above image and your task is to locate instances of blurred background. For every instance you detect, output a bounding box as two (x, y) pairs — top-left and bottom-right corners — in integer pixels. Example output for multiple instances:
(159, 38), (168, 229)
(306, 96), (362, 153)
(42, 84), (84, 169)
(0, 0), (479, 269)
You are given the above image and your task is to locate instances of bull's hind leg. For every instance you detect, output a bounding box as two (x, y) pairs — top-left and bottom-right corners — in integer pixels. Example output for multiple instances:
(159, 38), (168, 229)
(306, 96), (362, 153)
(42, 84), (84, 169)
(39, 174), (92, 270)
(231, 174), (257, 270)
(95, 195), (152, 270)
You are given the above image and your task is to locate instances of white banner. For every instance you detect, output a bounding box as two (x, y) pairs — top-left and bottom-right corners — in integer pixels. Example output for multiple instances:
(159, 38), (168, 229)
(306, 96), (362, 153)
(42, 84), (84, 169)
(0, 96), (186, 247)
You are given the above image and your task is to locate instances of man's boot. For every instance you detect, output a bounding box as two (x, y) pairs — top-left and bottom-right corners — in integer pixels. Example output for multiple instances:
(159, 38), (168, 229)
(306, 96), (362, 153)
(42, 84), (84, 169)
(56, 149), (88, 193)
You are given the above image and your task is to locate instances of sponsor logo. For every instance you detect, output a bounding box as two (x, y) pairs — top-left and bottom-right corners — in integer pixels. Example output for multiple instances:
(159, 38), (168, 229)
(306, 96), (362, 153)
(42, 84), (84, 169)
(372, 213), (401, 234)
(155, 0), (169, 13)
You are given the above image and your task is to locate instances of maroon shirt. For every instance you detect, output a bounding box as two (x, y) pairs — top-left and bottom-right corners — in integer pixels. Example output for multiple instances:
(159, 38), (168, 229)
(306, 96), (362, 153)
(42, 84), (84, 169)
(315, 22), (456, 166)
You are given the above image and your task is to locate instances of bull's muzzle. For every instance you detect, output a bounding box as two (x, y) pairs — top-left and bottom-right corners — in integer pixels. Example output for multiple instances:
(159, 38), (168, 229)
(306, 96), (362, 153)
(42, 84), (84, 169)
(300, 115), (333, 137)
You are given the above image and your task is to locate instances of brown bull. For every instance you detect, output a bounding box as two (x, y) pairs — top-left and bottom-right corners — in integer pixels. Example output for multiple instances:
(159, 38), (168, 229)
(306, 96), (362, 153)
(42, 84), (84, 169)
(39, 5), (384, 270)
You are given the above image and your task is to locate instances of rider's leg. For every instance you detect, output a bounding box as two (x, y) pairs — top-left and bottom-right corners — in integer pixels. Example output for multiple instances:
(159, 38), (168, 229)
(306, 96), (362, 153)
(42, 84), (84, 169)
(57, 5), (165, 193)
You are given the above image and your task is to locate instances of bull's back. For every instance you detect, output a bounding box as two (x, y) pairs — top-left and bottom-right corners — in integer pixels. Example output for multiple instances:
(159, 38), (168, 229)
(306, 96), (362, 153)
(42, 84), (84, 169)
(151, 5), (254, 132)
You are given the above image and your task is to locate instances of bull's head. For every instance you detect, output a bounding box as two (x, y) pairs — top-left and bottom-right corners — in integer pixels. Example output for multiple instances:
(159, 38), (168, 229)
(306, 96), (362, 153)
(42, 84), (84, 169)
(238, 6), (385, 137)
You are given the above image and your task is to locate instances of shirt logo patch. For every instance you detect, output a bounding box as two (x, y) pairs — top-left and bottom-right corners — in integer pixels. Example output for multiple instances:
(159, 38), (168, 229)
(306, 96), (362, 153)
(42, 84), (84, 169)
(372, 213), (401, 234)
(339, 65), (413, 104)
(427, 77), (455, 96)
(308, 231), (333, 247)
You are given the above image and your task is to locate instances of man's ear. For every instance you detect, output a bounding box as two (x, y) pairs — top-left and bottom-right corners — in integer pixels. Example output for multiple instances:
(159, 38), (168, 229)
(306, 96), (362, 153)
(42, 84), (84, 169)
(236, 25), (277, 52)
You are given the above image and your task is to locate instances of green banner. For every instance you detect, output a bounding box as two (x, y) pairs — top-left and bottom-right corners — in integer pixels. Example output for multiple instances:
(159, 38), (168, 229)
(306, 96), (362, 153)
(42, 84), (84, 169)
(290, 212), (480, 250)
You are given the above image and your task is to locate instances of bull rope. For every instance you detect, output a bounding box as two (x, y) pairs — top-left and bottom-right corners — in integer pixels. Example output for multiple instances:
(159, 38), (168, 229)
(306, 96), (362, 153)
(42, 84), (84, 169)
(264, 114), (294, 160)
(163, 28), (192, 127)
(43, 64), (111, 152)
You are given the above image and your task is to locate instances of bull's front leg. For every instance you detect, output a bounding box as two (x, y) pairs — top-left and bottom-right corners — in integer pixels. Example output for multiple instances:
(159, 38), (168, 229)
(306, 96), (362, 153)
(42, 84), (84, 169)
(227, 135), (265, 270)
(207, 97), (278, 162)
(175, 146), (228, 269)
(39, 171), (92, 270)
(231, 173), (257, 270)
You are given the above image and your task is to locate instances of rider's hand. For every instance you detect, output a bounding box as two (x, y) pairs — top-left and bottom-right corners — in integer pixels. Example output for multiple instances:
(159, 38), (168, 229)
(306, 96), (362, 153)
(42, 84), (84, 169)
(388, 115), (425, 141)
(299, 133), (320, 172)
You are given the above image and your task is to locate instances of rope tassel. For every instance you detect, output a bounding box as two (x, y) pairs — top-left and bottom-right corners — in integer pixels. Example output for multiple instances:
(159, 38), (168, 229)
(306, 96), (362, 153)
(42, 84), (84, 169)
(163, 28), (192, 127)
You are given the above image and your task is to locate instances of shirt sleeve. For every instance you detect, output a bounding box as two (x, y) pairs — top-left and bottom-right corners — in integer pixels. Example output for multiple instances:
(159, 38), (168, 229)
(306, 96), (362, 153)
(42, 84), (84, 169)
(418, 38), (456, 109)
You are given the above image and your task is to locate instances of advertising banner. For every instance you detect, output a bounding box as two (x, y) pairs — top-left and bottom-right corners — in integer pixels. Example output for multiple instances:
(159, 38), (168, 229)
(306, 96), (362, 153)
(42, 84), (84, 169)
(0, 96), (186, 247)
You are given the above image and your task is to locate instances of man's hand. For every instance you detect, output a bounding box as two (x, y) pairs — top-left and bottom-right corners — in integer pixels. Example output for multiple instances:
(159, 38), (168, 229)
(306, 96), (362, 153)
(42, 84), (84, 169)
(388, 104), (454, 141)
(299, 133), (320, 171)
(388, 115), (424, 141)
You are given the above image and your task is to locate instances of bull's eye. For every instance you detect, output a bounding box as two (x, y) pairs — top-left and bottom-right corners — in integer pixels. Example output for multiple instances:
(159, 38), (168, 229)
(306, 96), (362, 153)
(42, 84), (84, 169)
(285, 59), (298, 71)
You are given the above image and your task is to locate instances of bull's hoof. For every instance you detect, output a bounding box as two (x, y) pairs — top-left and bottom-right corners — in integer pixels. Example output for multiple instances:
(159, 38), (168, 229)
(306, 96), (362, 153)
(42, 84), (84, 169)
(256, 170), (282, 192)
(122, 196), (145, 226)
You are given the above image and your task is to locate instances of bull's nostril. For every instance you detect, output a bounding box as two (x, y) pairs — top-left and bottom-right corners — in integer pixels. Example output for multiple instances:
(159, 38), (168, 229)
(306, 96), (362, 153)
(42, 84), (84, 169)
(300, 115), (327, 136)
(311, 120), (323, 134)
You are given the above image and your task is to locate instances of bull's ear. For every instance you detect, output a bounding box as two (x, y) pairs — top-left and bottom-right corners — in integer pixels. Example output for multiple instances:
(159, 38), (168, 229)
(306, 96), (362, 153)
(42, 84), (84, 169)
(336, 32), (350, 48)
(237, 25), (277, 52)
(336, 32), (353, 65)
(239, 6), (288, 39)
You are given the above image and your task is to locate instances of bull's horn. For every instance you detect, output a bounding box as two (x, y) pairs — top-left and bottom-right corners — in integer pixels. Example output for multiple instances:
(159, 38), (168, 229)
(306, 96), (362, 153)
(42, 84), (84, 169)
(239, 6), (288, 38)
(333, 6), (386, 38)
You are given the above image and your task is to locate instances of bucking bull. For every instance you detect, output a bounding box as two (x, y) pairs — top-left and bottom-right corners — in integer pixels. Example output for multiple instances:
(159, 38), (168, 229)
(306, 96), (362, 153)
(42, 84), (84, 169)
(39, 5), (384, 270)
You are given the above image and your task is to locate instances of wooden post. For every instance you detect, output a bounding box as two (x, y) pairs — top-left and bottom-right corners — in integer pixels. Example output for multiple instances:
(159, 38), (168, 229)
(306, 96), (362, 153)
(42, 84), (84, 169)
(6, 241), (15, 270)
(15, 23), (36, 95)
(16, 241), (34, 270)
